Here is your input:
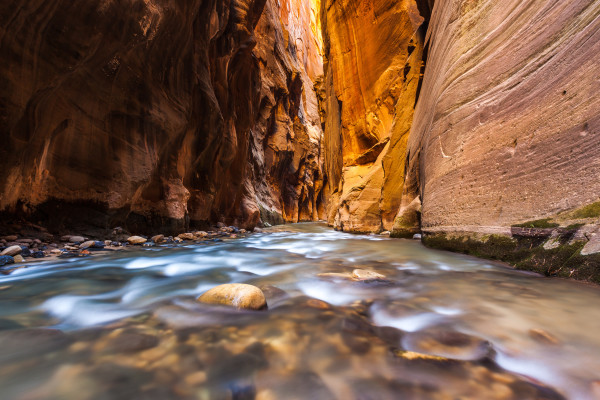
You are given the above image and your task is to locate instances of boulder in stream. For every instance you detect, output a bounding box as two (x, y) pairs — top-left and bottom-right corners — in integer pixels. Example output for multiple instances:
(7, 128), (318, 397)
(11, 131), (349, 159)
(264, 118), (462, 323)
(197, 284), (267, 310)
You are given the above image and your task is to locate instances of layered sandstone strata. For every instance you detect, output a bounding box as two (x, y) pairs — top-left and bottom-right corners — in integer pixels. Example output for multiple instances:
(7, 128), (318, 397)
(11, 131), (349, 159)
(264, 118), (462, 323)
(400, 0), (600, 236)
(320, 0), (430, 232)
(0, 0), (324, 234)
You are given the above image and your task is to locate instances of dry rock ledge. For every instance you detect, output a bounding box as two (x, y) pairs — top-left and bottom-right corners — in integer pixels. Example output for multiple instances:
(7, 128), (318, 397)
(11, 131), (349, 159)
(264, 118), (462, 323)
(197, 284), (268, 311)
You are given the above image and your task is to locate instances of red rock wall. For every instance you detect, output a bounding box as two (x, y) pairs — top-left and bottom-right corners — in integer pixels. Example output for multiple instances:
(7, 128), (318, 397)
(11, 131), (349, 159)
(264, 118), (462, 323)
(0, 0), (324, 233)
(403, 0), (600, 235)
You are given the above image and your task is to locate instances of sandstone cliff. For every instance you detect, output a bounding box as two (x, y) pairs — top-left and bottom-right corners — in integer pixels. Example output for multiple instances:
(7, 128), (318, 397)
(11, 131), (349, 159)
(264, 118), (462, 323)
(0, 0), (324, 234)
(320, 0), (430, 232)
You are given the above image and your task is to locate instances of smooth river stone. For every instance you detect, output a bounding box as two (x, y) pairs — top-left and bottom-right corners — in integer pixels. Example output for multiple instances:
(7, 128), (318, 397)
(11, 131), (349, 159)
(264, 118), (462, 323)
(197, 284), (267, 310)
(1, 245), (22, 256)
(127, 236), (147, 245)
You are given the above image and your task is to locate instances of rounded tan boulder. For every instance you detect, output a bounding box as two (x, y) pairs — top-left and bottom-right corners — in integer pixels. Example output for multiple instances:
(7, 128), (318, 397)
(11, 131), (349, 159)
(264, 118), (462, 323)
(127, 236), (147, 245)
(197, 284), (267, 310)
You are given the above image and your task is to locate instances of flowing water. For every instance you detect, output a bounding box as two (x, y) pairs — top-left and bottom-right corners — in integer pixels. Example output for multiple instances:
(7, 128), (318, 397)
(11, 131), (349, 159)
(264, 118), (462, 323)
(0, 223), (599, 400)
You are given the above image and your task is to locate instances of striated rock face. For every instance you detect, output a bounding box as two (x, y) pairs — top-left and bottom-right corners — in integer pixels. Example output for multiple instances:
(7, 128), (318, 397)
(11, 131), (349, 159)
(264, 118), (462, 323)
(320, 0), (430, 232)
(0, 0), (324, 234)
(402, 0), (600, 236)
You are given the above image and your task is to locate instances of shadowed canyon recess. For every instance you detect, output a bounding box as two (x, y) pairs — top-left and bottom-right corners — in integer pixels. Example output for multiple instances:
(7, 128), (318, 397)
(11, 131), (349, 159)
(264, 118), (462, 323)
(1, 0), (600, 281)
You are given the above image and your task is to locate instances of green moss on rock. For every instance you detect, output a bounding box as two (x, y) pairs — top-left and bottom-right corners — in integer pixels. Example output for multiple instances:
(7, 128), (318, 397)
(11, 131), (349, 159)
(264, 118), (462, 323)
(512, 218), (559, 229)
(570, 201), (600, 219)
(423, 232), (600, 284)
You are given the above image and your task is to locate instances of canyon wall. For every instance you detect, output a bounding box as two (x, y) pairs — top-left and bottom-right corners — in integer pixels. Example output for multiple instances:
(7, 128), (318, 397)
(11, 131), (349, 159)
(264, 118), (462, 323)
(320, 0), (430, 233)
(400, 0), (600, 236)
(0, 0), (324, 235)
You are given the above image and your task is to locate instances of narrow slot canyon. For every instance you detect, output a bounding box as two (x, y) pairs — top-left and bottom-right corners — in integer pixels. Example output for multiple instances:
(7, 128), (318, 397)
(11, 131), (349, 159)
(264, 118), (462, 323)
(1, 1), (600, 399)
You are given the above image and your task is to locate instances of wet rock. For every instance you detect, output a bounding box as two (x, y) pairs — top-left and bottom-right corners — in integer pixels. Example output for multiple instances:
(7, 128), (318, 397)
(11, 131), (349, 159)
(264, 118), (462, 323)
(177, 233), (195, 240)
(197, 284), (267, 310)
(79, 240), (104, 249)
(20, 247), (31, 257)
(1, 245), (22, 256)
(259, 285), (290, 305)
(13, 255), (24, 263)
(402, 328), (491, 361)
(61, 235), (85, 243)
(127, 236), (147, 245)
(351, 269), (387, 281)
(581, 233), (600, 255)
(2, 235), (18, 241)
(0, 255), (14, 266)
(253, 227), (264, 233)
(0, 328), (73, 361)
(32, 251), (45, 258)
(529, 328), (560, 346)
(151, 234), (164, 243)
(194, 231), (208, 238)
(104, 331), (159, 353)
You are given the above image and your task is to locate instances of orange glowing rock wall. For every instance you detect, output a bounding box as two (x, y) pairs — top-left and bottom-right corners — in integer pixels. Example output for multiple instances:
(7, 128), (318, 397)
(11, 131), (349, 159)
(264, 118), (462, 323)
(320, 0), (430, 232)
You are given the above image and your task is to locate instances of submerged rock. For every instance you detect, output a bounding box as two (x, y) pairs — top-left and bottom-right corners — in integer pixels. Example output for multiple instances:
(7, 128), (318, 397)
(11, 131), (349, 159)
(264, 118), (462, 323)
(1, 245), (22, 256)
(197, 284), (267, 310)
(127, 236), (147, 245)
(351, 269), (387, 281)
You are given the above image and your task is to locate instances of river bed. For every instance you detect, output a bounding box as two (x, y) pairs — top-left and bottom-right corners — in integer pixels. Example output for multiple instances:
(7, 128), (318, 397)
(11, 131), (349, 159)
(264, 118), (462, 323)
(0, 223), (599, 399)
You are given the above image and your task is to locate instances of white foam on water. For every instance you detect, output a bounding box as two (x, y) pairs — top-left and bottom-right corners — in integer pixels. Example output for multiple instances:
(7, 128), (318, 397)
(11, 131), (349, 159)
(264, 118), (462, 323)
(42, 294), (139, 327)
(125, 257), (167, 270)
(163, 262), (213, 276)
(371, 308), (444, 332)
(431, 306), (462, 316)
(297, 281), (361, 306)
(494, 352), (587, 400)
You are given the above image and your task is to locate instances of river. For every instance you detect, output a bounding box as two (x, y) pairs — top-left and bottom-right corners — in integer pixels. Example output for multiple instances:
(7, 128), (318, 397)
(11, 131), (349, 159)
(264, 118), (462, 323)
(0, 223), (599, 399)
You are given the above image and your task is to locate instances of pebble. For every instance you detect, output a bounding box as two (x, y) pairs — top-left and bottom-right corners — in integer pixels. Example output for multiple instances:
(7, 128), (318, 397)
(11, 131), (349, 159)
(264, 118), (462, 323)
(127, 236), (147, 245)
(1, 245), (22, 256)
(0, 255), (14, 266)
(197, 284), (268, 310)
(177, 233), (195, 241)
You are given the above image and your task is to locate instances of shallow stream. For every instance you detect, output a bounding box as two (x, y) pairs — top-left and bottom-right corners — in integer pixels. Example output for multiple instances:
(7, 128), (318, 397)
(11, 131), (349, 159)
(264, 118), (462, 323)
(0, 223), (599, 399)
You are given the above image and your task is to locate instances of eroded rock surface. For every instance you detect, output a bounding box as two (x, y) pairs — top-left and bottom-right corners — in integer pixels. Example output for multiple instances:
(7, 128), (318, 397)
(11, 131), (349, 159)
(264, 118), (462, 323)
(0, 0), (324, 234)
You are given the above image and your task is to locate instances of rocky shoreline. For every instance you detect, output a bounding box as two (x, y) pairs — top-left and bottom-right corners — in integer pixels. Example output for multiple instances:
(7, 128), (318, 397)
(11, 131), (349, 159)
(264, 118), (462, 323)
(0, 222), (257, 275)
